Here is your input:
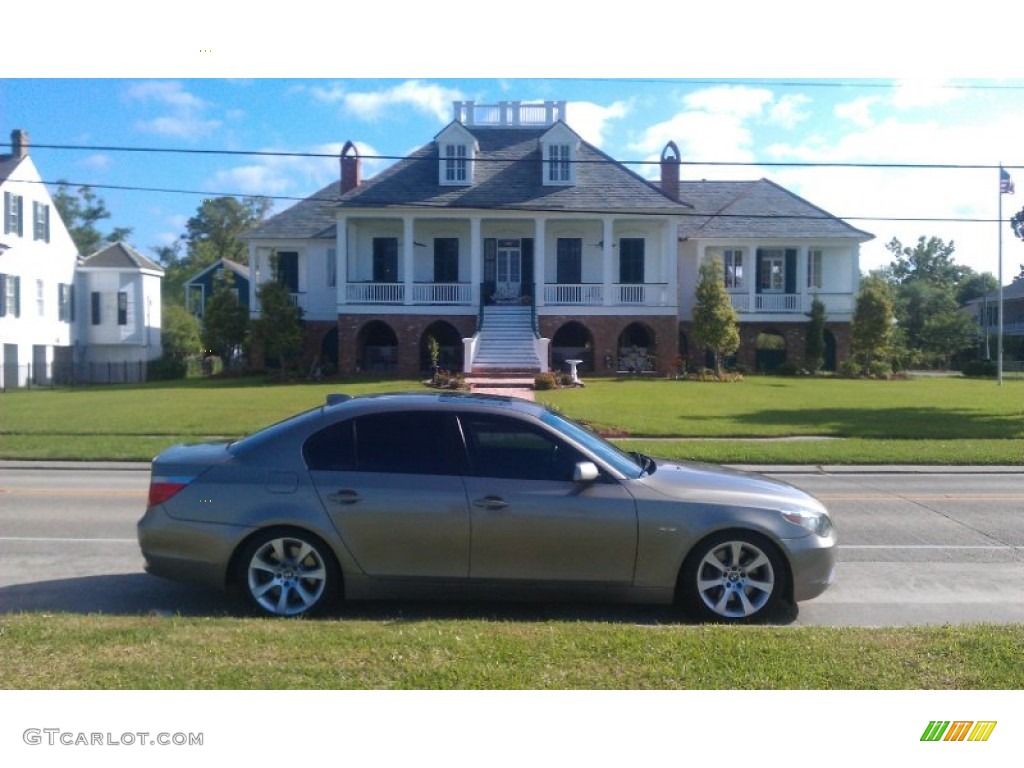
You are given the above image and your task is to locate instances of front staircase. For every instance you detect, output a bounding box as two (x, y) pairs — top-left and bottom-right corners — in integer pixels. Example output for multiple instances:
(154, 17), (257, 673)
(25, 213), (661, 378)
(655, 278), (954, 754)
(468, 305), (543, 374)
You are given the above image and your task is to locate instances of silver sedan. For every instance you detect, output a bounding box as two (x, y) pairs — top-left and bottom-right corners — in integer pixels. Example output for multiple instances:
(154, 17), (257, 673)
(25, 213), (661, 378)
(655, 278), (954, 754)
(138, 392), (835, 621)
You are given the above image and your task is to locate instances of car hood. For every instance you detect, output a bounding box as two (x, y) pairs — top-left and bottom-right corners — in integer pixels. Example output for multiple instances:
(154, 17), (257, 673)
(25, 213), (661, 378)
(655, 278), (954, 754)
(635, 459), (825, 512)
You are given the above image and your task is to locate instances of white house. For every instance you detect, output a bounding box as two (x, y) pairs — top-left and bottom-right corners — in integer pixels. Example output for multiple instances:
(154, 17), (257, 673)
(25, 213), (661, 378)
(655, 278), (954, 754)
(74, 241), (163, 382)
(243, 101), (872, 376)
(0, 130), (79, 388)
(0, 129), (166, 388)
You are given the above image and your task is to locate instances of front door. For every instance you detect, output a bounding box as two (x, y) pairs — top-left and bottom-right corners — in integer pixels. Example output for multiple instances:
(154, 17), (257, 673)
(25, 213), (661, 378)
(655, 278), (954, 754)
(495, 239), (521, 300)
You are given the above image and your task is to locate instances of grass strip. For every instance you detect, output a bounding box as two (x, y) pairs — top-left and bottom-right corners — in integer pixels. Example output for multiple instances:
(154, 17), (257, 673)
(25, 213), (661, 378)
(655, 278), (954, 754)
(1, 614), (1021, 689)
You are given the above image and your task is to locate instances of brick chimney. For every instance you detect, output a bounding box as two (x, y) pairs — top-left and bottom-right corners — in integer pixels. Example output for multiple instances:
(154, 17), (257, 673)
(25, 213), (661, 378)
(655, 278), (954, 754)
(10, 129), (29, 160)
(660, 140), (680, 201)
(340, 140), (360, 194)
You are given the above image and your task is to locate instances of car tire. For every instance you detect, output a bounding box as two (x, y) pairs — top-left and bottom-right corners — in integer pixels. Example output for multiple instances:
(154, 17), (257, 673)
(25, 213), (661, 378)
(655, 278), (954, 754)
(679, 531), (785, 623)
(237, 528), (340, 617)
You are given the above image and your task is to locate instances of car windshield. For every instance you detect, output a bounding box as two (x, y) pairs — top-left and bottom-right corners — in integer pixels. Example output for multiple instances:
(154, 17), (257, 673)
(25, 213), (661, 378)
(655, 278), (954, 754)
(540, 409), (645, 479)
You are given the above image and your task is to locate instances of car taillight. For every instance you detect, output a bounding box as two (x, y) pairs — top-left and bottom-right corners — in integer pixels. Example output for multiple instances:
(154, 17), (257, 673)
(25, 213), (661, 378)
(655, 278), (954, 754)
(148, 476), (195, 507)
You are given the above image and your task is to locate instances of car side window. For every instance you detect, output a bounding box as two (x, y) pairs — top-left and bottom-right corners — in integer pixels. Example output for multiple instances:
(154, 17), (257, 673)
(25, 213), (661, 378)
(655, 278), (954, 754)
(460, 414), (585, 482)
(303, 419), (356, 471)
(354, 411), (463, 475)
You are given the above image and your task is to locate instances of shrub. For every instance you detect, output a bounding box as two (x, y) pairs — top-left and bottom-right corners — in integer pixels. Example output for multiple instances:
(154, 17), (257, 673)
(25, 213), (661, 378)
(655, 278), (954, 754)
(961, 359), (997, 378)
(773, 362), (802, 377)
(534, 373), (558, 390)
(147, 356), (187, 381)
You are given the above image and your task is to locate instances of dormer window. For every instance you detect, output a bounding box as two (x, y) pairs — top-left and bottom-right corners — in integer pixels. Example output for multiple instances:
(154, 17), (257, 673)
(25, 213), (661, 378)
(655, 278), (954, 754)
(547, 144), (571, 183)
(539, 122), (580, 186)
(444, 144), (468, 184)
(436, 122), (478, 187)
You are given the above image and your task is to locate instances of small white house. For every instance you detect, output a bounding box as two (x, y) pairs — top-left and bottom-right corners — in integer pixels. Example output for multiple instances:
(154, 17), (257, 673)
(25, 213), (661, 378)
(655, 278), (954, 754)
(74, 242), (164, 383)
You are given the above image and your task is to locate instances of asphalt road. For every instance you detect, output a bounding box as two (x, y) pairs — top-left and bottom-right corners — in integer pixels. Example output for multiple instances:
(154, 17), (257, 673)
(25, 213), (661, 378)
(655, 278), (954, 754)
(2, 462), (1023, 626)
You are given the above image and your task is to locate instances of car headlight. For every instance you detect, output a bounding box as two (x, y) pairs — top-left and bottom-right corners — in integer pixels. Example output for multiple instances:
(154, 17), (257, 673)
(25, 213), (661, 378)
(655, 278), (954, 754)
(780, 506), (833, 538)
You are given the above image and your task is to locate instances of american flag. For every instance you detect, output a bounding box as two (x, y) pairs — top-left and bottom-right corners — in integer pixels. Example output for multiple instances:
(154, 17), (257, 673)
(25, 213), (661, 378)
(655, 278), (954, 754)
(1001, 168), (1015, 194)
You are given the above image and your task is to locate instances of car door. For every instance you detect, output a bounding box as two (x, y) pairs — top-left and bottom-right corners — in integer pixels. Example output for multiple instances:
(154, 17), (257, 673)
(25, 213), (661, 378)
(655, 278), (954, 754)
(306, 410), (471, 579)
(459, 413), (637, 585)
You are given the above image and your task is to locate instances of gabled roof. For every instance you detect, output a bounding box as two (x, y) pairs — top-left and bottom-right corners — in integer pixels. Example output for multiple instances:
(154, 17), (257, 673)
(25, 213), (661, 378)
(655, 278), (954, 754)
(0, 155), (25, 184)
(242, 180), (342, 240)
(79, 241), (164, 273)
(678, 179), (874, 241)
(335, 127), (688, 214)
(185, 257), (250, 285)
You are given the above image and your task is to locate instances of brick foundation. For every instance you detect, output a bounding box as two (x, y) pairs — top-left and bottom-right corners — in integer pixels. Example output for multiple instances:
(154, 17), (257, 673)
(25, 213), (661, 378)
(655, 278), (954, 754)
(540, 314), (679, 375)
(337, 314), (477, 377)
(679, 321), (852, 372)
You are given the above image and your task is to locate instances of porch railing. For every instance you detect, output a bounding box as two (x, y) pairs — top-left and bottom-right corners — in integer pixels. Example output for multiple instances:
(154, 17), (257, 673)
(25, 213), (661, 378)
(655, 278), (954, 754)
(729, 292), (855, 314)
(543, 283), (670, 306)
(411, 282), (472, 304)
(543, 283), (604, 305)
(345, 283), (404, 304)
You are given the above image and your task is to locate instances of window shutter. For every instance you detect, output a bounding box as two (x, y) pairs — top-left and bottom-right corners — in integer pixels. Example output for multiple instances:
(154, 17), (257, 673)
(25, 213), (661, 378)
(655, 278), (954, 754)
(0, 274), (6, 316)
(15, 196), (23, 237)
(43, 204), (50, 243)
(521, 238), (534, 291)
(785, 249), (797, 294)
(483, 238), (496, 282)
(13, 276), (20, 317)
(3, 193), (9, 234)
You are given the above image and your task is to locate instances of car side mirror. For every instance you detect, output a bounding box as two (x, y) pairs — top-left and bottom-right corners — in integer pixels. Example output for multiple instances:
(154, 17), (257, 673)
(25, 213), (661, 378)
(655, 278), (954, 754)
(573, 461), (600, 483)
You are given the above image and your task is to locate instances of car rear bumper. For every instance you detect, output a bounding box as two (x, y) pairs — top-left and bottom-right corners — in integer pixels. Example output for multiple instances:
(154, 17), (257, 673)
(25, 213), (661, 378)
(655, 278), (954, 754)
(137, 505), (247, 591)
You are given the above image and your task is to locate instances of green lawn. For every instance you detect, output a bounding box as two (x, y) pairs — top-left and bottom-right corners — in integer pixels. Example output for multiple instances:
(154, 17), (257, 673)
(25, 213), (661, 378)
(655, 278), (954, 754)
(2, 613), (1022, 689)
(1, 374), (1020, 463)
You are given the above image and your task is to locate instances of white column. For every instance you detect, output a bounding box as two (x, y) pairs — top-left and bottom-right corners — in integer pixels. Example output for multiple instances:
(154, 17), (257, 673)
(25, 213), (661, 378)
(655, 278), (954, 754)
(797, 246), (808, 311)
(602, 217), (615, 306)
(747, 247), (757, 312)
(664, 218), (677, 307)
(534, 217), (546, 307)
(470, 217), (482, 307)
(403, 216), (414, 305)
(336, 216), (347, 308)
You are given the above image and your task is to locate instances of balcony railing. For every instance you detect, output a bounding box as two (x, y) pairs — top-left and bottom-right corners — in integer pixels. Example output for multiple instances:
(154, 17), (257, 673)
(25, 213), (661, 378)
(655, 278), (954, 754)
(729, 292), (854, 314)
(544, 284), (605, 305)
(345, 282), (472, 305)
(346, 283), (404, 304)
(411, 282), (472, 304)
(543, 283), (670, 306)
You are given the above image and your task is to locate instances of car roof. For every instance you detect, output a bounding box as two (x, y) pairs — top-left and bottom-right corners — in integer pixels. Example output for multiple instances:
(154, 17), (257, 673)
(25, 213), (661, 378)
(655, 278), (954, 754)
(324, 390), (548, 418)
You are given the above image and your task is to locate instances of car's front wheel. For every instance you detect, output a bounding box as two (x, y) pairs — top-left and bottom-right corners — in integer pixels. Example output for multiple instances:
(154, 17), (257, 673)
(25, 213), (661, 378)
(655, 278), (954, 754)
(680, 532), (785, 622)
(238, 529), (339, 617)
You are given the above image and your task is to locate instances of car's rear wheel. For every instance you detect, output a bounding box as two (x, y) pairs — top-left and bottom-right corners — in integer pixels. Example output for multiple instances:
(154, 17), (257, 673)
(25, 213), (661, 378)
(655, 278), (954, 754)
(680, 531), (785, 622)
(238, 529), (339, 617)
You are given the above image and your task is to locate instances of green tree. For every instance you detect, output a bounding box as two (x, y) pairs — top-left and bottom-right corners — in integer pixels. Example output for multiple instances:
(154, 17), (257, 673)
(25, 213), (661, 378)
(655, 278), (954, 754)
(805, 297), (827, 373)
(851, 274), (894, 371)
(158, 196), (271, 308)
(161, 304), (202, 367)
(51, 181), (133, 255)
(692, 257), (740, 377)
(186, 196), (272, 267)
(201, 274), (249, 365)
(249, 280), (303, 372)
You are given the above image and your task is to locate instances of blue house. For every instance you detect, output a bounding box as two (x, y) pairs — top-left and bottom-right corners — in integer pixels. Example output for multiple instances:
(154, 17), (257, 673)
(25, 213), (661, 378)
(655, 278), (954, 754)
(185, 259), (251, 319)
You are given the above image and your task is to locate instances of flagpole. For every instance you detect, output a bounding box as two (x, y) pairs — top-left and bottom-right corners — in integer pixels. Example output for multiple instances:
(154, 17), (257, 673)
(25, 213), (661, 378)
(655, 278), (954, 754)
(998, 165), (1005, 386)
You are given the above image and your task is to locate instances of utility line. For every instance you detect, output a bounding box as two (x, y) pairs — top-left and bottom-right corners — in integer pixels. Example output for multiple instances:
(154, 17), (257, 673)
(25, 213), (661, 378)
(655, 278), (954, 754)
(4, 141), (1022, 171)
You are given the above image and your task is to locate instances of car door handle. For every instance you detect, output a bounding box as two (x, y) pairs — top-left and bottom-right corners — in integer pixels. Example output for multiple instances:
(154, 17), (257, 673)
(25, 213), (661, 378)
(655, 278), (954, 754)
(326, 489), (361, 505)
(473, 496), (509, 510)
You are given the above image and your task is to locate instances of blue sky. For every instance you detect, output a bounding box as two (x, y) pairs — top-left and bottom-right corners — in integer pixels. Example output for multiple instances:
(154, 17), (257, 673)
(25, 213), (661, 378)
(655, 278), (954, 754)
(6, 5), (1024, 281)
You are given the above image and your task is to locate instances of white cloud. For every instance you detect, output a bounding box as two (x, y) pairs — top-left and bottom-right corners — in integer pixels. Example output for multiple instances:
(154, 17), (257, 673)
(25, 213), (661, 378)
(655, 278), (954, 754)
(566, 100), (629, 148)
(834, 97), (879, 128)
(341, 80), (465, 122)
(126, 80), (222, 140)
(205, 141), (389, 199)
(683, 85), (774, 119)
(78, 154), (112, 171)
(890, 79), (959, 110)
(769, 94), (811, 128)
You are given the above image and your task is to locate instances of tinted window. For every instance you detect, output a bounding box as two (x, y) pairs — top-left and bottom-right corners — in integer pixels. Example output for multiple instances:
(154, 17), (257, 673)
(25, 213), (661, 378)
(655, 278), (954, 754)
(461, 414), (584, 482)
(303, 419), (355, 471)
(305, 412), (462, 475)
